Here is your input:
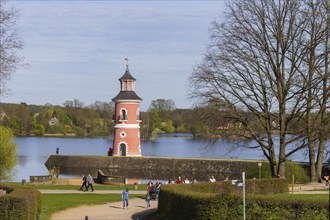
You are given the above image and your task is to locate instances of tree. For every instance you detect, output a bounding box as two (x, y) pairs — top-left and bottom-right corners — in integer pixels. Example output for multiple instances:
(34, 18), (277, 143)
(149, 99), (176, 112)
(150, 108), (161, 131)
(305, 0), (330, 182)
(0, 126), (16, 181)
(149, 99), (176, 132)
(149, 99), (176, 120)
(189, 0), (329, 178)
(0, 0), (24, 97)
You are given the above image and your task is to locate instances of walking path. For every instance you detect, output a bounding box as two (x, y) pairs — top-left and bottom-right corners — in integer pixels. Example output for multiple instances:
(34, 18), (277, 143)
(289, 182), (329, 194)
(50, 197), (158, 220)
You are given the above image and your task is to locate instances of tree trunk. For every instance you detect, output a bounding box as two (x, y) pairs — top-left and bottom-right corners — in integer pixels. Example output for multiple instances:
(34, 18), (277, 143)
(308, 141), (318, 182)
(316, 138), (327, 182)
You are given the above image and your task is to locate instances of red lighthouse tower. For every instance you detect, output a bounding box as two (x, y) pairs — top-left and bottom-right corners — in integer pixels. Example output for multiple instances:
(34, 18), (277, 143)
(112, 63), (142, 156)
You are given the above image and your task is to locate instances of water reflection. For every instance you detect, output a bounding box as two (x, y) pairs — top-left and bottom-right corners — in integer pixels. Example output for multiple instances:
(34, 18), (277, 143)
(17, 155), (28, 167)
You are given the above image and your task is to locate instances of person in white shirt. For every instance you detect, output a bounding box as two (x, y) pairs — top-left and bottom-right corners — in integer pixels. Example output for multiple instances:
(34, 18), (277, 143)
(209, 175), (216, 183)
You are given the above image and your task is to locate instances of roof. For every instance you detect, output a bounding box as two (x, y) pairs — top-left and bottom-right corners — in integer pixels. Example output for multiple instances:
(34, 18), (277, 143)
(119, 68), (136, 81)
(112, 91), (142, 101)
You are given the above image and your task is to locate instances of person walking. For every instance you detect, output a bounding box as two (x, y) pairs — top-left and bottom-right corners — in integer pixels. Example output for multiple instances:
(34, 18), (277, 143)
(122, 188), (129, 209)
(79, 174), (88, 191)
(145, 191), (151, 208)
(155, 180), (162, 200)
(87, 174), (94, 192)
(324, 176), (329, 188)
(147, 181), (153, 193)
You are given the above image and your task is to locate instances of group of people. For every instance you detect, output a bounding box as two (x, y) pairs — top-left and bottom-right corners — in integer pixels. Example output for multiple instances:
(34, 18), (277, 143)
(79, 174), (94, 192)
(166, 175), (220, 184)
(166, 176), (199, 184)
(121, 179), (162, 209)
(145, 179), (162, 207)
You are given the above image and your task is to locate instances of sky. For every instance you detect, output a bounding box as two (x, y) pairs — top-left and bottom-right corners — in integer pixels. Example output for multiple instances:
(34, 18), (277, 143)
(2, 0), (226, 111)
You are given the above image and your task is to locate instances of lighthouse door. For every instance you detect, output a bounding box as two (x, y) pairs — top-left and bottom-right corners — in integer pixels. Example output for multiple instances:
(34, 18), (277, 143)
(119, 143), (127, 156)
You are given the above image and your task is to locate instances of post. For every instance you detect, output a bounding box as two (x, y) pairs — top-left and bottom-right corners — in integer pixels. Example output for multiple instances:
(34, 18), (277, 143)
(258, 163), (262, 179)
(242, 172), (246, 220)
(291, 174), (294, 194)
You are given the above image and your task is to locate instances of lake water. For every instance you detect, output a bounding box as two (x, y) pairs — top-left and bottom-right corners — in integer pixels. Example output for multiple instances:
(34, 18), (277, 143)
(12, 134), (328, 182)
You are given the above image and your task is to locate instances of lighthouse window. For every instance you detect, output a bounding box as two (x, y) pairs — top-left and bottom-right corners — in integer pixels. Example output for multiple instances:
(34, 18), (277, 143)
(120, 132), (126, 137)
(127, 82), (132, 91)
(122, 81), (127, 91)
(120, 109), (127, 120)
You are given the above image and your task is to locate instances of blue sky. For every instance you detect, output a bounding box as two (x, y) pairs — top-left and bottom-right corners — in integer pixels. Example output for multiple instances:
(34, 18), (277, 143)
(3, 0), (226, 111)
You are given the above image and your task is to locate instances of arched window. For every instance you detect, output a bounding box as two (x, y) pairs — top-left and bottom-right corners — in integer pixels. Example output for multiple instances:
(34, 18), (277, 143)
(119, 143), (127, 156)
(120, 109), (127, 121)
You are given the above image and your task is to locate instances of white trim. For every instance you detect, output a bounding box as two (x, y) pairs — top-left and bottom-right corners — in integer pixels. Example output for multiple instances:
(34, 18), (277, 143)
(115, 124), (140, 128)
(125, 154), (142, 157)
(115, 100), (141, 103)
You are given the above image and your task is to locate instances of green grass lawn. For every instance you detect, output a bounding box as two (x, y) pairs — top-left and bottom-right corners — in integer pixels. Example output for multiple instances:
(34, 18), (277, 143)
(40, 193), (142, 220)
(5, 182), (147, 190)
(34, 184), (147, 191)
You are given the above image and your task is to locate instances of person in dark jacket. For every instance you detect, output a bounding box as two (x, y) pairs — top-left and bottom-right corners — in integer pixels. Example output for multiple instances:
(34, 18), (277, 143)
(79, 174), (88, 191)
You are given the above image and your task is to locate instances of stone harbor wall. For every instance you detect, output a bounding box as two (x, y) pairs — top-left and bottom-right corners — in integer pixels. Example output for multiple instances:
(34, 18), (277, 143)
(45, 155), (259, 182)
(30, 175), (52, 184)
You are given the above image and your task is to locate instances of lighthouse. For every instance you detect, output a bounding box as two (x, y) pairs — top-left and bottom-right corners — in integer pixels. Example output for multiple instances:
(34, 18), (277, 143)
(112, 62), (142, 156)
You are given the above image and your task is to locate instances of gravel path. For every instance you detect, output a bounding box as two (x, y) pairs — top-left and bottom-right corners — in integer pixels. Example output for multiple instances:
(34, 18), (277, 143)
(50, 197), (158, 220)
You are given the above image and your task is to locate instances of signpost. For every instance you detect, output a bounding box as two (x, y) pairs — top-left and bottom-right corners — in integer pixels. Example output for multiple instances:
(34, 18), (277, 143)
(232, 172), (246, 220)
(242, 172), (246, 220)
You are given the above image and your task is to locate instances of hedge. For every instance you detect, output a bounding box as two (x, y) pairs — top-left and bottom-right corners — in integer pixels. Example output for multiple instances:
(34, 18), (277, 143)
(0, 185), (41, 220)
(148, 179), (328, 220)
(162, 178), (288, 195)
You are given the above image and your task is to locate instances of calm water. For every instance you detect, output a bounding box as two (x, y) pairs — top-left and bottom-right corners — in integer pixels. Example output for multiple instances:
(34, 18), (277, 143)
(13, 134), (327, 182)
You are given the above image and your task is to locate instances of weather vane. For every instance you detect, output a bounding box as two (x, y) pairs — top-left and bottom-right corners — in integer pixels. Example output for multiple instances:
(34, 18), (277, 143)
(124, 57), (129, 68)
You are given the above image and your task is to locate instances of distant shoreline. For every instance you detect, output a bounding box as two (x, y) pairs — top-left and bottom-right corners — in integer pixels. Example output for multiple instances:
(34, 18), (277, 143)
(18, 133), (111, 138)
(43, 133), (76, 137)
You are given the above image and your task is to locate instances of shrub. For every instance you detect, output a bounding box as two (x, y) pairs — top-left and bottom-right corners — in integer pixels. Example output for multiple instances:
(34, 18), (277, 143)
(0, 185), (41, 220)
(148, 180), (327, 220)
(246, 161), (309, 183)
(47, 124), (66, 134)
(164, 179), (288, 195)
(285, 162), (309, 183)
(0, 195), (27, 220)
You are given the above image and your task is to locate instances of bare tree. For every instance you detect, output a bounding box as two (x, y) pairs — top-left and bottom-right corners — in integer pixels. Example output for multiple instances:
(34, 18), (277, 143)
(0, 0), (24, 97)
(312, 0), (330, 182)
(189, 0), (329, 178)
(149, 99), (176, 112)
(291, 0), (330, 182)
